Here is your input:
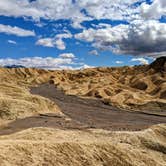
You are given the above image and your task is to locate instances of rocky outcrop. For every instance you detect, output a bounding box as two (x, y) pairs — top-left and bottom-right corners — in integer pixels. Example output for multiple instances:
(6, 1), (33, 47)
(150, 56), (166, 72)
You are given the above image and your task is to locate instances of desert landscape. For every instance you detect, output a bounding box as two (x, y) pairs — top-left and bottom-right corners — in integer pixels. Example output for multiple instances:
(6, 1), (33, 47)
(0, 0), (166, 165)
(0, 57), (165, 165)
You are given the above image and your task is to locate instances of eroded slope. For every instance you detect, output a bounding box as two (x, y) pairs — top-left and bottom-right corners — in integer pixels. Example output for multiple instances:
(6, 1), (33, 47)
(46, 57), (166, 112)
(0, 57), (166, 114)
(0, 124), (165, 166)
(0, 57), (165, 165)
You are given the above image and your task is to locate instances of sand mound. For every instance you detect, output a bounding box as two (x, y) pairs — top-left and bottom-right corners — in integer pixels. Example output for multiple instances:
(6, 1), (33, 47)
(0, 124), (165, 166)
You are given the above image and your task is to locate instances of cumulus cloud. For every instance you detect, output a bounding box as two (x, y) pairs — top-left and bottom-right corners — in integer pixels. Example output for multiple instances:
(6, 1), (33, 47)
(78, 0), (141, 20)
(92, 23), (112, 29)
(35, 38), (66, 50)
(59, 53), (75, 59)
(0, 0), (44, 20)
(75, 20), (166, 57)
(55, 33), (72, 39)
(0, 24), (35, 37)
(55, 39), (66, 50)
(36, 37), (64, 49)
(55, 32), (72, 50)
(36, 38), (54, 47)
(0, 0), (164, 27)
(0, 0), (145, 28)
(89, 50), (99, 56)
(140, 0), (166, 19)
(80, 64), (94, 69)
(131, 58), (149, 65)
(7, 40), (17, 44)
(0, 0), (165, 59)
(36, 32), (72, 50)
(0, 0), (85, 27)
(115, 61), (124, 64)
(0, 57), (72, 69)
(0, 54), (91, 70)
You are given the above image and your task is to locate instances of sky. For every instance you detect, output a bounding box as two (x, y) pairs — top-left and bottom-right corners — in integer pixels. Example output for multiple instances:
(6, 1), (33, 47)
(0, 0), (165, 69)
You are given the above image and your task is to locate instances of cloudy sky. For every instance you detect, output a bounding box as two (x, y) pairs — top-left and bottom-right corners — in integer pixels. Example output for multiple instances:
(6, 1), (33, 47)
(0, 0), (165, 69)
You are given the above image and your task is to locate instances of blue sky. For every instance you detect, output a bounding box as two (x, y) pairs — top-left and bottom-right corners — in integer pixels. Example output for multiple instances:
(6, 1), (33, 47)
(0, 0), (165, 69)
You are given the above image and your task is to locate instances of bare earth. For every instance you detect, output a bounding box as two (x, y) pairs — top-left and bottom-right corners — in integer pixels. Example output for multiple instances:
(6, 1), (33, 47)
(0, 83), (165, 136)
(19, 83), (165, 131)
(0, 61), (165, 165)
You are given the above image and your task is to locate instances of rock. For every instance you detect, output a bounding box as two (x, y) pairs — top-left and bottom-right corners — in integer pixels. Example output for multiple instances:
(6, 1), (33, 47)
(150, 56), (166, 72)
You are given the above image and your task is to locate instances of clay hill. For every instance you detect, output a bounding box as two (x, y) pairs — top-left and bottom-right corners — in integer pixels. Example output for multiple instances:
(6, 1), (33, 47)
(1, 56), (166, 114)
(0, 57), (165, 165)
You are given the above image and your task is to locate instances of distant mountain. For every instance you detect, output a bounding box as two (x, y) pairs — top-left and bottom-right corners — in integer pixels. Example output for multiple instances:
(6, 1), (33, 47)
(4, 65), (25, 68)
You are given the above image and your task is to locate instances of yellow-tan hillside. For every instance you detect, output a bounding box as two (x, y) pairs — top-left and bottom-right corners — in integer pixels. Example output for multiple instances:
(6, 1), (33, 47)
(0, 68), (62, 125)
(0, 124), (165, 166)
(1, 57), (165, 113)
(0, 57), (165, 165)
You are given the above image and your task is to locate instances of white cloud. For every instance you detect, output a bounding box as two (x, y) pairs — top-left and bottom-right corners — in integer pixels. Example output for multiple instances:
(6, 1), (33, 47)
(92, 23), (112, 29)
(75, 28), (95, 42)
(0, 0), (146, 28)
(140, 0), (166, 19)
(131, 58), (149, 65)
(0, 24), (35, 37)
(0, 0), (164, 28)
(80, 64), (94, 69)
(89, 50), (99, 56)
(0, 0), (165, 60)
(36, 38), (54, 47)
(55, 32), (72, 50)
(115, 61), (123, 64)
(0, 0), (85, 27)
(59, 53), (75, 59)
(55, 39), (66, 50)
(56, 32), (72, 39)
(77, 0), (140, 21)
(36, 32), (72, 50)
(75, 20), (166, 57)
(7, 40), (17, 44)
(0, 0), (44, 20)
(36, 37), (67, 50)
(0, 54), (91, 70)
(0, 57), (73, 69)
